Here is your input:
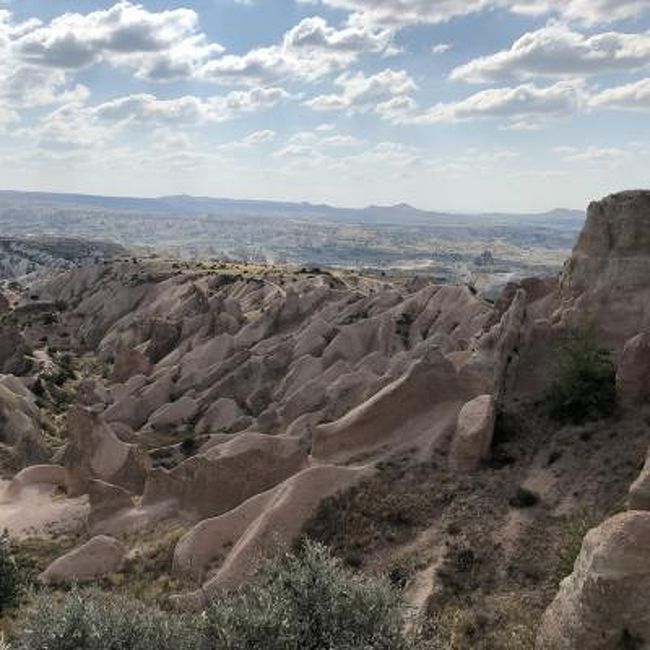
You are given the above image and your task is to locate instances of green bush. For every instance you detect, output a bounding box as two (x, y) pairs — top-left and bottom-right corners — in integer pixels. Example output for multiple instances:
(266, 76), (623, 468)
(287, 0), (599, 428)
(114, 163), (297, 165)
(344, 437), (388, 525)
(14, 590), (200, 650)
(202, 540), (412, 649)
(11, 542), (412, 650)
(0, 532), (21, 614)
(546, 329), (617, 425)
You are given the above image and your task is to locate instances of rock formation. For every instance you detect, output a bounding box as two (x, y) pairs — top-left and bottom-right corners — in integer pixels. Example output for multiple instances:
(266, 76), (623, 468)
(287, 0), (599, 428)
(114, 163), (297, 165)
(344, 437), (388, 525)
(40, 535), (126, 585)
(537, 512), (650, 649)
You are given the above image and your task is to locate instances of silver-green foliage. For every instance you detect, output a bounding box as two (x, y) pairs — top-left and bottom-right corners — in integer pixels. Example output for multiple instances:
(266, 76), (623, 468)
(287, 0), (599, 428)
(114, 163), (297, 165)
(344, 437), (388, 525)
(202, 540), (412, 649)
(12, 541), (411, 650)
(14, 590), (200, 650)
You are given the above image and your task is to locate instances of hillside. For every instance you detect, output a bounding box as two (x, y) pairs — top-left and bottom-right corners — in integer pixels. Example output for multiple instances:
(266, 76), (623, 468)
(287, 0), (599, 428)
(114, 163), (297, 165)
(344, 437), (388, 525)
(0, 190), (648, 648)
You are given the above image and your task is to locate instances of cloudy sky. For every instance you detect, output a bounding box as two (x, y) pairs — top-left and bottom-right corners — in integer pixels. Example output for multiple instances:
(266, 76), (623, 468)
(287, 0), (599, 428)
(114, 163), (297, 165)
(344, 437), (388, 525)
(0, 0), (649, 211)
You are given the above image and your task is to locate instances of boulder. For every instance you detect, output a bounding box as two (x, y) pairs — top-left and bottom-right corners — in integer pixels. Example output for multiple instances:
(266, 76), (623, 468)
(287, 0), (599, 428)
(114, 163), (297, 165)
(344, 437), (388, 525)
(617, 332), (650, 404)
(142, 433), (308, 521)
(449, 394), (497, 472)
(537, 511), (650, 649)
(629, 448), (650, 511)
(111, 348), (152, 383)
(63, 406), (149, 496)
(146, 318), (180, 363)
(40, 535), (126, 585)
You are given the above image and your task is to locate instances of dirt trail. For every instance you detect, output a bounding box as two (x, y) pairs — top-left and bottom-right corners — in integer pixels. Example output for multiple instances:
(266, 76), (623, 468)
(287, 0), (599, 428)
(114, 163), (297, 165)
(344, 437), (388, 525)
(0, 481), (88, 539)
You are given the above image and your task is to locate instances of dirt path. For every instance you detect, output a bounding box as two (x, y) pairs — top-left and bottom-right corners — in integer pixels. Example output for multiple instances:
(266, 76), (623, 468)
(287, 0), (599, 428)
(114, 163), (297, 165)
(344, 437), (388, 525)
(0, 481), (88, 539)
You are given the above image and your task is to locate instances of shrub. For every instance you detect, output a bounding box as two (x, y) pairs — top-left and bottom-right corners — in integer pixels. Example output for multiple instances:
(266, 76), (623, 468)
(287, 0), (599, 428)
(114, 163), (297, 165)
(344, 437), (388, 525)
(546, 328), (617, 425)
(508, 487), (539, 509)
(201, 540), (412, 649)
(13, 590), (200, 650)
(11, 542), (412, 650)
(0, 532), (21, 614)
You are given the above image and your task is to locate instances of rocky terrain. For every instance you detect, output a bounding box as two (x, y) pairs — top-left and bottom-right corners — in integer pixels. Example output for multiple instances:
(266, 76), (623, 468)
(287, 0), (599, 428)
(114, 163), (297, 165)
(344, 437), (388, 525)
(0, 190), (648, 648)
(0, 191), (584, 294)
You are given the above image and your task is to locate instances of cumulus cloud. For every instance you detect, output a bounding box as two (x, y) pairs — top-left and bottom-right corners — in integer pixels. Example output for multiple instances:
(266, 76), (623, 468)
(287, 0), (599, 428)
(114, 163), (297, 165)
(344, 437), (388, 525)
(310, 0), (650, 25)
(589, 77), (650, 111)
(384, 81), (581, 127)
(306, 68), (416, 113)
(11, 1), (223, 80)
(26, 87), (288, 149)
(198, 16), (393, 85)
(450, 23), (650, 84)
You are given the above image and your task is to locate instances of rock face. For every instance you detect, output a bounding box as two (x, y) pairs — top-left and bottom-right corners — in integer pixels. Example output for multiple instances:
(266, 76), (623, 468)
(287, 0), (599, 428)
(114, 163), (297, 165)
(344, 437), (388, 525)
(40, 535), (126, 585)
(172, 465), (370, 605)
(537, 511), (650, 649)
(63, 406), (149, 496)
(617, 333), (650, 404)
(449, 394), (496, 472)
(558, 190), (650, 348)
(142, 433), (308, 521)
(312, 349), (464, 463)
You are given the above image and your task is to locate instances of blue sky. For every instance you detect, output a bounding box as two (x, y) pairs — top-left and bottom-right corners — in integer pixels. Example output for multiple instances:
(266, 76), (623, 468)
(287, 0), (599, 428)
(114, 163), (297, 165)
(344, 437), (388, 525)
(0, 0), (648, 211)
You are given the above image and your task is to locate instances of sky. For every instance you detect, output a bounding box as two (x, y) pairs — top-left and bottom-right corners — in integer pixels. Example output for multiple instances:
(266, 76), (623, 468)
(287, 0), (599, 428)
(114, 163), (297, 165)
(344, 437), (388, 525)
(0, 0), (649, 212)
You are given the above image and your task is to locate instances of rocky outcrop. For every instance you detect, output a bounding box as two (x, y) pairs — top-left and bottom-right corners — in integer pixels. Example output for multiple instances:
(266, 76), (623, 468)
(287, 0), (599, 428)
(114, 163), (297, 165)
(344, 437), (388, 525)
(172, 465), (370, 605)
(0, 376), (48, 467)
(617, 333), (650, 404)
(40, 535), (126, 585)
(312, 349), (464, 463)
(449, 394), (496, 472)
(63, 406), (149, 496)
(537, 511), (650, 649)
(142, 433), (308, 521)
(557, 190), (650, 348)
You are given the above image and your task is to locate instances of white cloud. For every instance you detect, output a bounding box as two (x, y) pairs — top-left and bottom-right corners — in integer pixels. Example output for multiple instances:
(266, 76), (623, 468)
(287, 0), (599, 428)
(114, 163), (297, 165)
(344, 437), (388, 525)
(199, 16), (393, 85)
(306, 68), (416, 113)
(310, 0), (650, 26)
(26, 87), (288, 149)
(554, 144), (630, 162)
(432, 43), (452, 55)
(384, 81), (581, 127)
(11, 2), (223, 81)
(589, 77), (650, 110)
(451, 23), (650, 84)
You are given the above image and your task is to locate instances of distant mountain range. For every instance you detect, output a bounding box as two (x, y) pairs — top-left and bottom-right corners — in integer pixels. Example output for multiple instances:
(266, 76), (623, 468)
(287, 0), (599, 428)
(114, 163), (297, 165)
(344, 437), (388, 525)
(0, 190), (585, 229)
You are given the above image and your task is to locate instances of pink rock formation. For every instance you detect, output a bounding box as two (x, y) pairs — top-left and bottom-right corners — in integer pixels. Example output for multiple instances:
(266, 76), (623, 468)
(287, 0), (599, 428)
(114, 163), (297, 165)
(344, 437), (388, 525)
(63, 406), (149, 496)
(142, 433), (308, 521)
